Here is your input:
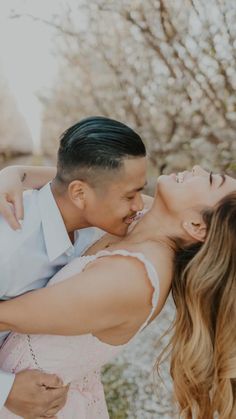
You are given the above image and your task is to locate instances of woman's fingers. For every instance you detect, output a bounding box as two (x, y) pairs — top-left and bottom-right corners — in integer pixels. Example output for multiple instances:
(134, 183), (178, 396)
(42, 391), (68, 417)
(13, 193), (24, 222)
(0, 196), (21, 230)
(0, 166), (25, 228)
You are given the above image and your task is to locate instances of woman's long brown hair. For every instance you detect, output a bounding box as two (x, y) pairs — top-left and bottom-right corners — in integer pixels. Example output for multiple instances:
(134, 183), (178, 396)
(160, 192), (236, 418)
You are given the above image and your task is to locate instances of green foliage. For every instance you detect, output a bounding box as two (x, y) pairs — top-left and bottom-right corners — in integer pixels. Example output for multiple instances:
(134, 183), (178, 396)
(102, 363), (139, 419)
(227, 161), (236, 173)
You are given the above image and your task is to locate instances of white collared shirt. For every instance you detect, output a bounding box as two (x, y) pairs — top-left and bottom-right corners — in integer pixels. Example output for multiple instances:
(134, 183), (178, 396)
(0, 183), (100, 407)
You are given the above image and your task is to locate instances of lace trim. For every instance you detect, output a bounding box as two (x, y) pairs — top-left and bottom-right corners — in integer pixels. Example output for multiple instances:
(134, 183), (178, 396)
(27, 334), (44, 371)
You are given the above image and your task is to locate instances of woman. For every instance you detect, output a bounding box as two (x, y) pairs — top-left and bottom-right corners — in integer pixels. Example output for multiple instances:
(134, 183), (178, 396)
(0, 165), (235, 418)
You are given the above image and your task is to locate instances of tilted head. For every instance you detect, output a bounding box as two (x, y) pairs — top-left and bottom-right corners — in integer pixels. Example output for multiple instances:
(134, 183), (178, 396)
(155, 164), (236, 243)
(54, 116), (147, 235)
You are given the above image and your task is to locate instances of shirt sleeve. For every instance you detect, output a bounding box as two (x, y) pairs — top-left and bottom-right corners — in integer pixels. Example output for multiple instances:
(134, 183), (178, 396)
(0, 370), (15, 408)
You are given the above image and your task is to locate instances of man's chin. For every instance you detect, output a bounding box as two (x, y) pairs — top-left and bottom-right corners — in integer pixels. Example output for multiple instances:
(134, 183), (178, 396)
(111, 225), (129, 237)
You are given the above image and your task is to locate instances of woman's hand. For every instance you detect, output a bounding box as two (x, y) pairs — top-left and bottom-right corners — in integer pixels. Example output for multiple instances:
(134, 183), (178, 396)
(0, 165), (56, 230)
(0, 166), (25, 230)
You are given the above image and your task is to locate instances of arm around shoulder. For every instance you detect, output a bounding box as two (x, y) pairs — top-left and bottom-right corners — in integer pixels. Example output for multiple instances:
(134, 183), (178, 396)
(9, 165), (56, 190)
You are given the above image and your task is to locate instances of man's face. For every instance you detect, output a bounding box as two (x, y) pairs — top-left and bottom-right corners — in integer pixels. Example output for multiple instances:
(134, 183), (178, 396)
(84, 157), (147, 236)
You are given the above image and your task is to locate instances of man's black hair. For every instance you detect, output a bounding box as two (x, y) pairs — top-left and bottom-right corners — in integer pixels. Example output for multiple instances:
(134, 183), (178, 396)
(56, 116), (146, 187)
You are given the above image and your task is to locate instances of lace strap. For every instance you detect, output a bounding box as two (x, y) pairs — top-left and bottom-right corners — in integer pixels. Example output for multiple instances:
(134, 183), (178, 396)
(94, 249), (160, 335)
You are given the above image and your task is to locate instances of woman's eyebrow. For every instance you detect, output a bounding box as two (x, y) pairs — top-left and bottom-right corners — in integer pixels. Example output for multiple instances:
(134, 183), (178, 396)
(209, 171), (213, 186)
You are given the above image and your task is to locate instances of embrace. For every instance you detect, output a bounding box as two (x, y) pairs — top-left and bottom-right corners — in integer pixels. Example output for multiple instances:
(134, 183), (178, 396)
(0, 116), (235, 419)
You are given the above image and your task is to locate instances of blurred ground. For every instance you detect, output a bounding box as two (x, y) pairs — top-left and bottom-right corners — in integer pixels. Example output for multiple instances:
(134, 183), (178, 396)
(102, 296), (177, 419)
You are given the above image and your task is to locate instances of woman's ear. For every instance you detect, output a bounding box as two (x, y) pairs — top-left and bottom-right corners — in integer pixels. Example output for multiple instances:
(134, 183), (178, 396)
(182, 219), (207, 242)
(68, 180), (86, 209)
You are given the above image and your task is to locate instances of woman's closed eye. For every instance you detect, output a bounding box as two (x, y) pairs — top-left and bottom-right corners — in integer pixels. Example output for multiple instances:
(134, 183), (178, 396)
(209, 172), (226, 188)
(209, 171), (213, 186)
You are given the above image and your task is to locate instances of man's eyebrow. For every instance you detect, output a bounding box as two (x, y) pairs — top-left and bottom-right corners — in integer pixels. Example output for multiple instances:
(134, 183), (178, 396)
(128, 181), (148, 193)
(137, 182), (147, 191)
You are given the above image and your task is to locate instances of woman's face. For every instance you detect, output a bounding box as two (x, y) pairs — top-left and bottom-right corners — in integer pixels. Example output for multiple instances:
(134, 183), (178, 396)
(157, 165), (236, 215)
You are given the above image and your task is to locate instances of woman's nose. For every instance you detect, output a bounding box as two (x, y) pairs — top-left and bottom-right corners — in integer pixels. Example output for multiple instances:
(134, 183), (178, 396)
(192, 165), (208, 176)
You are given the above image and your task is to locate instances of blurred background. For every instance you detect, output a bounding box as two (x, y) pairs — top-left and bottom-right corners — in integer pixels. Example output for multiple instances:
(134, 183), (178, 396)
(0, 1), (235, 417)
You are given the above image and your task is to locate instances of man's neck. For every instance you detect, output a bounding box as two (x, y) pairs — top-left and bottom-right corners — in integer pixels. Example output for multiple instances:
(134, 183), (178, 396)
(68, 231), (75, 244)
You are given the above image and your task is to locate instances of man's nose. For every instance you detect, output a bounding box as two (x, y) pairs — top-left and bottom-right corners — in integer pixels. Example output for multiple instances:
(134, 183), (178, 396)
(131, 193), (144, 212)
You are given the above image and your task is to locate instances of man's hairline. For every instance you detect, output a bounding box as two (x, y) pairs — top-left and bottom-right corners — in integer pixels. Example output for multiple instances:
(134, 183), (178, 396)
(56, 154), (146, 186)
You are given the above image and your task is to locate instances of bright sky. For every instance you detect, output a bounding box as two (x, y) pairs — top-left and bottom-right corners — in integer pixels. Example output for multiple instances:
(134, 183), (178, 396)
(0, 0), (64, 152)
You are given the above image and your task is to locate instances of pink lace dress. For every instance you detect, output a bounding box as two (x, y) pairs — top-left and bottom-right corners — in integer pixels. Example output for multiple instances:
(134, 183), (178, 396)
(0, 249), (159, 418)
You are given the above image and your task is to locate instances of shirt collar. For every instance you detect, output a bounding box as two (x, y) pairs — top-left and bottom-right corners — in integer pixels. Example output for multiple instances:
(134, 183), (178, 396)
(37, 183), (73, 262)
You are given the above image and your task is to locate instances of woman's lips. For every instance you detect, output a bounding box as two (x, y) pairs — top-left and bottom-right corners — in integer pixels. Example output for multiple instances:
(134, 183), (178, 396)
(169, 172), (185, 183)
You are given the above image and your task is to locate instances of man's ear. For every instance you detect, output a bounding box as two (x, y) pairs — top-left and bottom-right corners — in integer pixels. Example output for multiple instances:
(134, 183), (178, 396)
(182, 219), (207, 242)
(68, 180), (87, 209)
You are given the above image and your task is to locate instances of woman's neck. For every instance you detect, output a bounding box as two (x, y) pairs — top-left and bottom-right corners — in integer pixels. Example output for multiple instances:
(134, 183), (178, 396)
(121, 205), (178, 251)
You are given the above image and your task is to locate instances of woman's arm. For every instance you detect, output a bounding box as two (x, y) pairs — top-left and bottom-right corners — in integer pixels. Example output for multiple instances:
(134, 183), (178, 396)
(0, 165), (56, 229)
(0, 256), (151, 336)
(11, 165), (56, 190)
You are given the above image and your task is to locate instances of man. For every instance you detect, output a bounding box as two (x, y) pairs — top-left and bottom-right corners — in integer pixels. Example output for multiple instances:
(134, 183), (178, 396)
(0, 116), (148, 417)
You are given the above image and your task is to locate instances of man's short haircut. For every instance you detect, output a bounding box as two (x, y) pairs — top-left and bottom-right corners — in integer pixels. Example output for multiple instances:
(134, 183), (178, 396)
(56, 116), (146, 187)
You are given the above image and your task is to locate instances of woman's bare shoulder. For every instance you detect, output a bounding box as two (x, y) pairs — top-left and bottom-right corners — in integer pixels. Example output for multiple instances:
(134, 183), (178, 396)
(121, 242), (173, 315)
(84, 252), (155, 315)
